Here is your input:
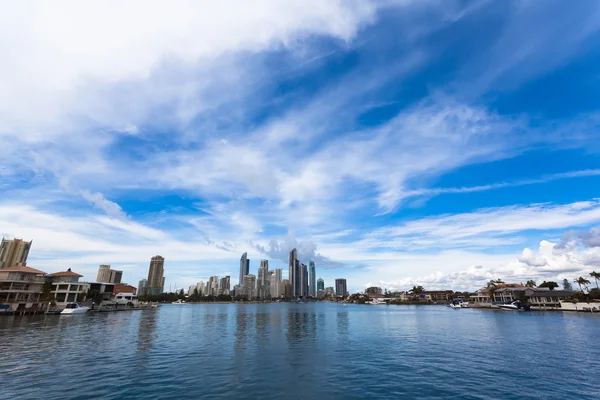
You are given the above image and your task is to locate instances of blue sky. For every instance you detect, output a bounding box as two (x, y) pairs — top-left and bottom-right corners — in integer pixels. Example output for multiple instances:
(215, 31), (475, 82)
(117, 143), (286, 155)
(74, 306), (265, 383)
(2, 0), (600, 292)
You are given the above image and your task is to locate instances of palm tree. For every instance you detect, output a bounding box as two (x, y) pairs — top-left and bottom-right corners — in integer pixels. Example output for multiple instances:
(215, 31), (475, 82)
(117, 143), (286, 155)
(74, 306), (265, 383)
(525, 280), (536, 288)
(590, 271), (600, 289)
(574, 277), (591, 292)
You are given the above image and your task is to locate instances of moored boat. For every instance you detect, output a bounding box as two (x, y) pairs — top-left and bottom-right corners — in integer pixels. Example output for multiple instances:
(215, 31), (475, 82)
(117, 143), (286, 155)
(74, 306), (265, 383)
(497, 300), (531, 311)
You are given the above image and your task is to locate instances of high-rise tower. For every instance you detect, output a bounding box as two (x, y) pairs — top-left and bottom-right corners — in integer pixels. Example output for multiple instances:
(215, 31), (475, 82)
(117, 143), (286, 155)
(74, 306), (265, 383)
(0, 238), (32, 269)
(239, 252), (249, 286)
(289, 248), (298, 297)
(147, 255), (165, 295)
(309, 261), (316, 297)
(257, 259), (269, 299)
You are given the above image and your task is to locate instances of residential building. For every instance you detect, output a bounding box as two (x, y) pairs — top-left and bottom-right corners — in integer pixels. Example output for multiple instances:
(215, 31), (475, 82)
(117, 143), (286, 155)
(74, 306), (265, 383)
(270, 270), (283, 298)
(422, 290), (453, 302)
(138, 279), (148, 295)
(282, 279), (292, 298)
(300, 263), (309, 297)
(317, 289), (326, 299)
(289, 248), (298, 297)
(196, 280), (205, 296)
(188, 284), (196, 296)
(96, 265), (123, 283)
(208, 276), (219, 296)
(0, 238), (32, 269)
(257, 259), (269, 299)
(309, 261), (316, 297)
(147, 256), (165, 295)
(274, 268), (282, 282)
(471, 288), (492, 304)
(109, 269), (123, 284)
(243, 274), (256, 299)
(335, 279), (347, 297)
(325, 286), (334, 296)
(219, 276), (231, 295)
(47, 269), (90, 306)
(0, 265), (46, 312)
(239, 252), (249, 286)
(317, 278), (324, 291)
(97, 265), (111, 282)
(88, 282), (116, 303)
(232, 284), (241, 298)
(493, 287), (573, 307)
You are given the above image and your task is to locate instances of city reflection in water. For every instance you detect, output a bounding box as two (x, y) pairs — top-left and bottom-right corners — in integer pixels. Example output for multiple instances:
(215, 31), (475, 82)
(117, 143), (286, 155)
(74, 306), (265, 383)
(136, 309), (158, 353)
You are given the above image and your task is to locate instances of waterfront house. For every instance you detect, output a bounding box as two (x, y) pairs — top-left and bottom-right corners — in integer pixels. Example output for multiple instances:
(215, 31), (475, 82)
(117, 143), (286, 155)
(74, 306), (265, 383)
(471, 288), (492, 304)
(422, 290), (453, 302)
(0, 265), (46, 312)
(47, 269), (90, 306)
(493, 287), (573, 308)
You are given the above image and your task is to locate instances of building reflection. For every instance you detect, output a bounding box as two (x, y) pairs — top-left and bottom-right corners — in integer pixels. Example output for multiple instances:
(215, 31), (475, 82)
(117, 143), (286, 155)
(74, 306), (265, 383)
(136, 308), (158, 353)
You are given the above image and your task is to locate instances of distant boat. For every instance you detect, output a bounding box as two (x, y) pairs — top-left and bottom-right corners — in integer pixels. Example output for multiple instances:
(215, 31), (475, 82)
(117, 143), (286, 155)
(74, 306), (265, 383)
(171, 299), (186, 304)
(61, 303), (90, 315)
(460, 302), (469, 308)
(150, 302), (159, 308)
(497, 301), (531, 311)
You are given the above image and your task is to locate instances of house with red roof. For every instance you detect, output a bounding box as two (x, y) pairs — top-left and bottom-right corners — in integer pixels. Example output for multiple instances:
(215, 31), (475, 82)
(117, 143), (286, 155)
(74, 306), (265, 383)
(0, 265), (47, 313)
(47, 268), (90, 306)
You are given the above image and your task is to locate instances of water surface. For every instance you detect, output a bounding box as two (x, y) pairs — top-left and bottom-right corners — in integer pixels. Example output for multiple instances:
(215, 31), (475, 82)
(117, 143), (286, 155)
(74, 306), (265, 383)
(1, 304), (599, 399)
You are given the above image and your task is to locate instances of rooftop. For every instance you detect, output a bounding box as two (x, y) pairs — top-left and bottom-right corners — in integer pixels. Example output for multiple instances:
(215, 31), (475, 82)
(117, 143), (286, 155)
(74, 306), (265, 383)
(50, 270), (83, 278)
(1, 265), (47, 275)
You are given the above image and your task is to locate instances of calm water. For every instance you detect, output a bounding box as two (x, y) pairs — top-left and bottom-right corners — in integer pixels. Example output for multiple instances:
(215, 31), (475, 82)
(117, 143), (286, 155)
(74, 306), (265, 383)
(1, 304), (599, 399)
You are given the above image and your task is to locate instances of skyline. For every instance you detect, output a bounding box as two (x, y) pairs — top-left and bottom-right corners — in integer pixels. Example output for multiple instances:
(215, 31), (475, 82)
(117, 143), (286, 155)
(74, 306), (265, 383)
(2, 2), (600, 293)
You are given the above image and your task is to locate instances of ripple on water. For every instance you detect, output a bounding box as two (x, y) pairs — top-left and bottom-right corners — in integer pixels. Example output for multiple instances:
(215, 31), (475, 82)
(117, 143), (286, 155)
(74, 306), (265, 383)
(1, 305), (599, 399)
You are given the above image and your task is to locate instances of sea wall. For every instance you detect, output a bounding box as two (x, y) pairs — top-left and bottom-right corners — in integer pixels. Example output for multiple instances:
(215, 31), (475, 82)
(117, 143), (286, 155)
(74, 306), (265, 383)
(559, 301), (600, 312)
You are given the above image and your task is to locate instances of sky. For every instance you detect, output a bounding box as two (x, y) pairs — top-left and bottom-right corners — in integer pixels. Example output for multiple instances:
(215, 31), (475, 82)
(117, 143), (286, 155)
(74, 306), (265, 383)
(2, 0), (600, 293)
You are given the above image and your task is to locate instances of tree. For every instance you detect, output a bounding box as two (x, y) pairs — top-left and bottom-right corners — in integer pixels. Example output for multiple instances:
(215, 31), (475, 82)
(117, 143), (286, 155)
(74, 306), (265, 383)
(574, 277), (591, 292)
(410, 285), (424, 295)
(539, 281), (559, 290)
(562, 279), (573, 291)
(590, 271), (600, 289)
(525, 280), (536, 288)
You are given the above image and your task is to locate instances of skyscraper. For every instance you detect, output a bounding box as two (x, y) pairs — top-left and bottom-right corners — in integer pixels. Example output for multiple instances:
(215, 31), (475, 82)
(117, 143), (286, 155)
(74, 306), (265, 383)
(209, 276), (219, 296)
(219, 276), (230, 295)
(147, 255), (165, 295)
(196, 280), (205, 296)
(317, 278), (324, 291)
(0, 238), (32, 269)
(257, 259), (269, 299)
(109, 269), (123, 284)
(335, 278), (347, 297)
(243, 274), (256, 299)
(301, 263), (309, 297)
(97, 265), (123, 283)
(97, 264), (112, 282)
(309, 261), (316, 297)
(138, 279), (147, 295)
(270, 268), (283, 298)
(239, 252), (249, 285)
(289, 248), (298, 297)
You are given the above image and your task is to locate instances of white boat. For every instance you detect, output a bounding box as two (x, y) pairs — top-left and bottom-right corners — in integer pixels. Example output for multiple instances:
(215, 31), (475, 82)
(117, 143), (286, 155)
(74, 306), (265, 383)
(150, 302), (159, 308)
(171, 299), (185, 304)
(447, 303), (461, 309)
(497, 301), (530, 311)
(460, 302), (469, 308)
(61, 303), (90, 315)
